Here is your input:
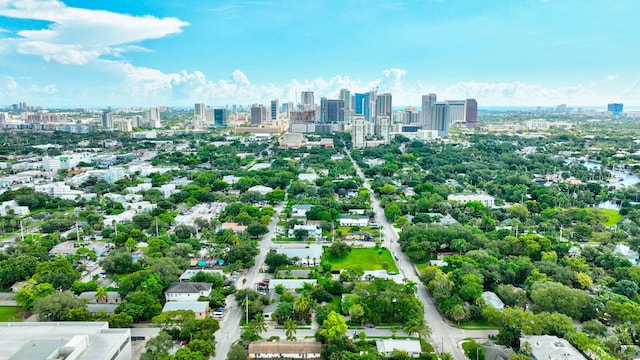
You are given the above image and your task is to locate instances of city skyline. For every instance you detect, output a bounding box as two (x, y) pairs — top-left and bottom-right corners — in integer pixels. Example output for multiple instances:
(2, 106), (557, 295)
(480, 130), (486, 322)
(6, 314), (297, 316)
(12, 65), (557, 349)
(1, 0), (639, 108)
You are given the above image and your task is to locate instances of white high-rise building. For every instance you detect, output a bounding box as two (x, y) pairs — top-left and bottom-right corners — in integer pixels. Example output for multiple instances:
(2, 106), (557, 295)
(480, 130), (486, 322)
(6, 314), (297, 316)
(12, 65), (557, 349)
(146, 107), (161, 128)
(377, 115), (391, 144)
(352, 117), (366, 149)
(194, 103), (205, 124)
(421, 94), (436, 128)
(340, 89), (352, 124)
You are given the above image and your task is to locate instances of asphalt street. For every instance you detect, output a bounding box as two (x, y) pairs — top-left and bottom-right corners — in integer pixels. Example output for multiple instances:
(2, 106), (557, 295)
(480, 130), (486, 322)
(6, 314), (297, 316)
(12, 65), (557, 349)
(346, 148), (496, 360)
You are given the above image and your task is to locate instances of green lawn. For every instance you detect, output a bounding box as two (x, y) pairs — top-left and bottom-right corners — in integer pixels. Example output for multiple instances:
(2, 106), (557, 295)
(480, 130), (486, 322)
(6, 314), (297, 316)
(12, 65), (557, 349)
(598, 208), (621, 227)
(0, 306), (23, 322)
(324, 247), (398, 272)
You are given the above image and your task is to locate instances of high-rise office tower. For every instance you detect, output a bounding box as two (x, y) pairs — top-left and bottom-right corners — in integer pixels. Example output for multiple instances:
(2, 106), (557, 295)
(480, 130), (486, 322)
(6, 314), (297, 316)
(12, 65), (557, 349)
(446, 100), (466, 126)
(421, 94), (436, 128)
(608, 103), (623, 115)
(194, 103), (205, 121)
(320, 98), (345, 124)
(433, 103), (450, 137)
(250, 104), (267, 125)
(101, 111), (113, 130)
(464, 99), (478, 128)
(205, 108), (215, 126)
(214, 109), (228, 126)
(339, 89), (352, 124)
(301, 91), (315, 111)
(270, 99), (279, 121)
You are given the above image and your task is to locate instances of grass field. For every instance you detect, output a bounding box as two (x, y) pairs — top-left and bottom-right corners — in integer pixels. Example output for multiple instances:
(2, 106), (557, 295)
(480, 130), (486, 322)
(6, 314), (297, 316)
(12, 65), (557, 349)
(324, 247), (398, 272)
(598, 208), (621, 227)
(0, 306), (23, 322)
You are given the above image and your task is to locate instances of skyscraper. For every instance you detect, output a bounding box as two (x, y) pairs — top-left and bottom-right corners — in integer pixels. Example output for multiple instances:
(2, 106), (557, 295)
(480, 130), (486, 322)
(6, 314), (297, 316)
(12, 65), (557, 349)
(339, 89), (352, 124)
(146, 107), (162, 128)
(375, 92), (392, 136)
(301, 91), (315, 111)
(421, 94), (436, 128)
(608, 103), (623, 115)
(320, 98), (344, 124)
(433, 103), (450, 137)
(194, 103), (205, 121)
(101, 111), (113, 130)
(214, 108), (228, 126)
(464, 99), (478, 128)
(250, 104), (267, 125)
(352, 117), (366, 149)
(270, 99), (279, 121)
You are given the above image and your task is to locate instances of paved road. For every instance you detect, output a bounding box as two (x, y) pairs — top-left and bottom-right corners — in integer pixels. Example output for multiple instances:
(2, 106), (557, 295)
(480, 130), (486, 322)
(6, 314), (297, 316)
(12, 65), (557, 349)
(346, 148), (496, 360)
(213, 203), (284, 360)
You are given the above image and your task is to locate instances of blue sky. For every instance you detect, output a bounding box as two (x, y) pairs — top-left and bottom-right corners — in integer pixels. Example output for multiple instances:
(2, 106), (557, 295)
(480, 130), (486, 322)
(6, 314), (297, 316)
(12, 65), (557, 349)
(0, 0), (639, 108)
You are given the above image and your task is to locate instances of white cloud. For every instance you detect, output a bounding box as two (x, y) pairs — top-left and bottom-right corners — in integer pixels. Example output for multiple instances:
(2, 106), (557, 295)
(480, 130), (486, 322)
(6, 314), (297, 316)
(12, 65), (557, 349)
(0, 0), (189, 64)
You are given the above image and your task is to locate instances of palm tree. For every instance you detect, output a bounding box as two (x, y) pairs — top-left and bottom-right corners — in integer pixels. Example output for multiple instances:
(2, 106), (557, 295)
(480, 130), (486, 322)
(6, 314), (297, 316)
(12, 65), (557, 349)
(403, 279), (418, 295)
(403, 317), (432, 340)
(95, 286), (108, 304)
(293, 295), (311, 322)
(252, 313), (267, 336)
(284, 319), (297, 341)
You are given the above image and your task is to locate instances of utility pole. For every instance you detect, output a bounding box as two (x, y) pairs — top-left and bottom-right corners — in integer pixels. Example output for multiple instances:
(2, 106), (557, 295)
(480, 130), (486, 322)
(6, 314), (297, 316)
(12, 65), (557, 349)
(20, 220), (24, 242)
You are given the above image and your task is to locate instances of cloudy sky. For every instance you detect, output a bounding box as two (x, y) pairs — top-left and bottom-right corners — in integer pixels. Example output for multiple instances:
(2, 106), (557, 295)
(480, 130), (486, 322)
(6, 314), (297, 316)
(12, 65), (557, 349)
(0, 0), (639, 108)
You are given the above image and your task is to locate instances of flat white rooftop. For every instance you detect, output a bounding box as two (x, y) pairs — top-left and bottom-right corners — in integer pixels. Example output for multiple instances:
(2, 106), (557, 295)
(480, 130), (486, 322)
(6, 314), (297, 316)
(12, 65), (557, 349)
(0, 322), (131, 360)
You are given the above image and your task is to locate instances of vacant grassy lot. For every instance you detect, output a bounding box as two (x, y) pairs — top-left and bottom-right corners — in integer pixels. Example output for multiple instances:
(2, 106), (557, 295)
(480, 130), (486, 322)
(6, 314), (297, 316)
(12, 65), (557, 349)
(0, 306), (23, 322)
(598, 208), (621, 227)
(324, 247), (398, 272)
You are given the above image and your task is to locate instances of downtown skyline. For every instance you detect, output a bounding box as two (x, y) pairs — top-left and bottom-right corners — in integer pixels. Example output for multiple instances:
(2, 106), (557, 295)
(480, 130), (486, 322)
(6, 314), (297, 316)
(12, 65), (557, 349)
(1, 0), (639, 108)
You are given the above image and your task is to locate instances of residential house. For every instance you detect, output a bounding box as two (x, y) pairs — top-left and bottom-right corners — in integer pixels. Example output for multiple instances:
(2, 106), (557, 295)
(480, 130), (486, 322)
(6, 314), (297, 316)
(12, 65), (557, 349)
(247, 185), (273, 196)
(448, 194), (496, 208)
(86, 303), (118, 315)
(78, 291), (121, 304)
(268, 279), (317, 291)
(179, 269), (224, 282)
(0, 200), (29, 216)
(165, 282), (212, 302)
(291, 204), (313, 218)
(614, 243), (640, 265)
(288, 224), (322, 240)
(338, 215), (369, 227)
(361, 270), (389, 281)
(483, 342), (515, 360)
(481, 291), (505, 310)
(162, 301), (210, 320)
(520, 335), (586, 360)
(275, 244), (324, 266)
(248, 341), (322, 360)
(376, 339), (422, 358)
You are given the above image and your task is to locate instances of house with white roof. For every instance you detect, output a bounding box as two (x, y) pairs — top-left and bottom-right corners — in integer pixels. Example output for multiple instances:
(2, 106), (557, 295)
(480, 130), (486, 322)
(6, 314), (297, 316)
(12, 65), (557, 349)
(520, 335), (586, 360)
(0, 200), (29, 216)
(481, 291), (505, 310)
(291, 204), (313, 218)
(448, 194), (496, 208)
(247, 185), (274, 196)
(275, 244), (324, 266)
(288, 224), (322, 240)
(179, 269), (224, 282)
(268, 279), (317, 291)
(613, 243), (640, 264)
(376, 339), (422, 358)
(339, 215), (369, 227)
